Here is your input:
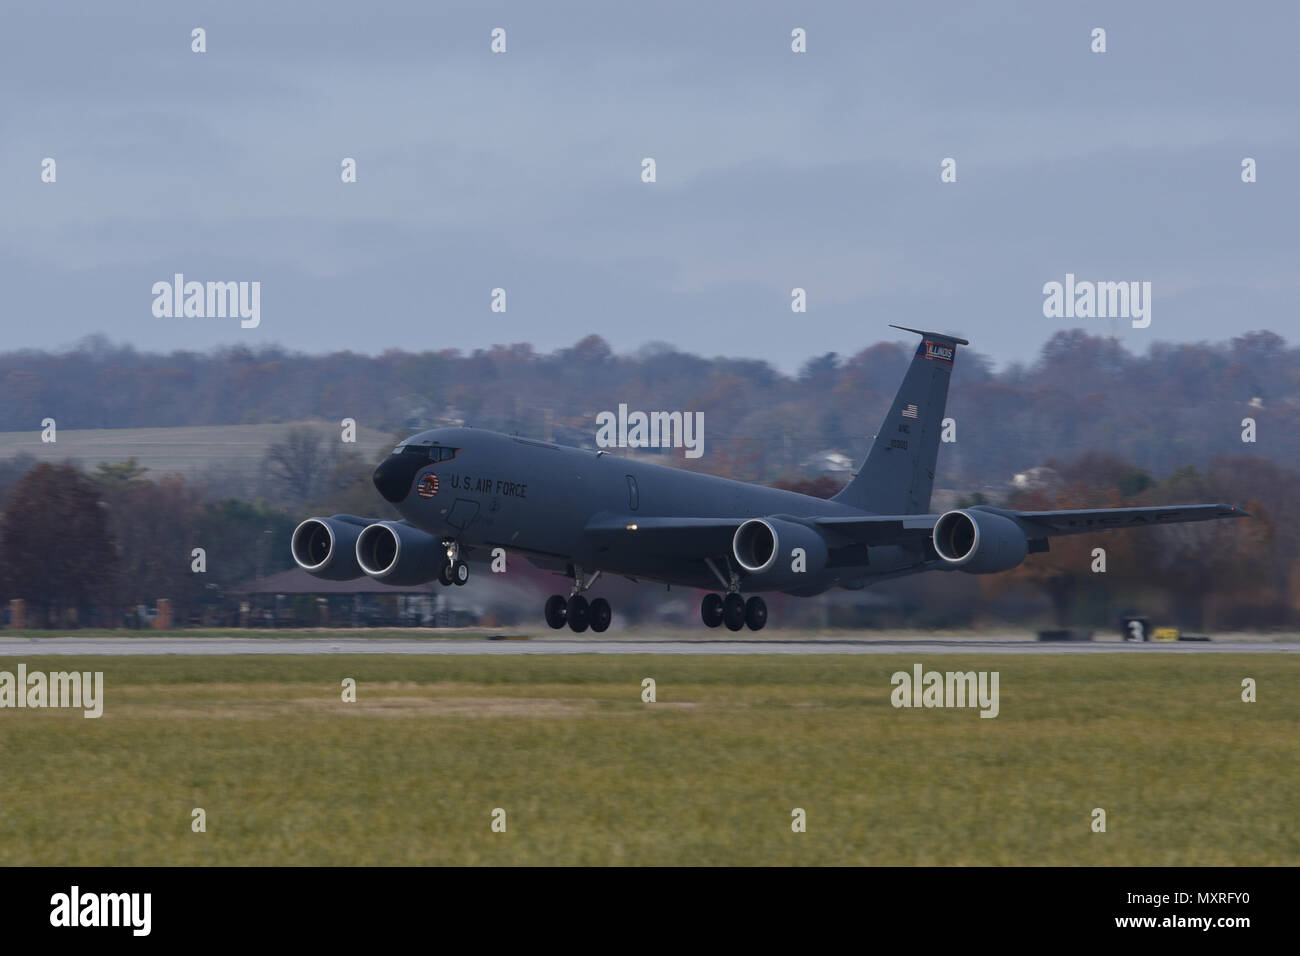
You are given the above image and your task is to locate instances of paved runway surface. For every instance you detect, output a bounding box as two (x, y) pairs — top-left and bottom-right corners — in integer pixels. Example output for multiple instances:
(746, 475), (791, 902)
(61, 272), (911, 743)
(0, 637), (1296, 656)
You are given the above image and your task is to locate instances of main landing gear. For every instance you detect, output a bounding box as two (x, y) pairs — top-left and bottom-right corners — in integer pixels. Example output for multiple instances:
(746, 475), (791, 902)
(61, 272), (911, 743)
(544, 567), (611, 633)
(701, 556), (766, 631)
(701, 592), (767, 631)
(436, 539), (469, 586)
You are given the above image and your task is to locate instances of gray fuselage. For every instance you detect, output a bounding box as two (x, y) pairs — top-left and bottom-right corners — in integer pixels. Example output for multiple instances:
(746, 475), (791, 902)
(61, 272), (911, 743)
(373, 426), (920, 593)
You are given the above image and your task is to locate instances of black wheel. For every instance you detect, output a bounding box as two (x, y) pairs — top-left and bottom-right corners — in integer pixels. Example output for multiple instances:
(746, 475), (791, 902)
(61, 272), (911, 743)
(544, 595), (567, 629)
(744, 595), (768, 631)
(452, 560), (469, 586)
(567, 594), (590, 632)
(437, 561), (454, 586)
(589, 597), (611, 633)
(701, 593), (724, 628)
(722, 593), (745, 632)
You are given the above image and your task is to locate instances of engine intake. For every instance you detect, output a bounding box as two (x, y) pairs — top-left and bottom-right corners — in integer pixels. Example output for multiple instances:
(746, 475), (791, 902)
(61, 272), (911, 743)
(732, 517), (829, 587)
(355, 521), (443, 586)
(291, 516), (367, 580)
(932, 509), (1028, 574)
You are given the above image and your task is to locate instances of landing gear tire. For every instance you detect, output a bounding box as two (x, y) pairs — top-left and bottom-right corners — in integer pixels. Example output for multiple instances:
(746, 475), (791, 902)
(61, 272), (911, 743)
(722, 593), (746, 632)
(544, 595), (568, 629)
(701, 593), (724, 628)
(452, 560), (469, 586)
(438, 562), (454, 586)
(567, 595), (590, 633)
(589, 597), (612, 633)
(744, 596), (768, 631)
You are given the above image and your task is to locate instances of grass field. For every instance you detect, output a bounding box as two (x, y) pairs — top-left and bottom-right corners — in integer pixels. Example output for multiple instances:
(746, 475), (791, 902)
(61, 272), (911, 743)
(0, 654), (1295, 865)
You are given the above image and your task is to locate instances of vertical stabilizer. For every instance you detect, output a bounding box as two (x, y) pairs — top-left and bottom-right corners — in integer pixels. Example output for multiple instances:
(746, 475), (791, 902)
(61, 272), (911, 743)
(832, 326), (968, 514)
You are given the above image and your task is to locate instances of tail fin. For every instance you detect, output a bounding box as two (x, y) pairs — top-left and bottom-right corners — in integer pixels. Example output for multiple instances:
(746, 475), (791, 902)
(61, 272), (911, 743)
(832, 325), (968, 515)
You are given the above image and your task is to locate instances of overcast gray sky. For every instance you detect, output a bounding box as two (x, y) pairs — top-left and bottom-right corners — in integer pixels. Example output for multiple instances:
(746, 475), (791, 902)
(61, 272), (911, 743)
(2, 1), (1296, 371)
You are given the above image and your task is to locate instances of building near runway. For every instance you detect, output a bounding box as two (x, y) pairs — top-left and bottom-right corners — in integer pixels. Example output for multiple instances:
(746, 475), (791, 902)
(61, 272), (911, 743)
(235, 567), (543, 628)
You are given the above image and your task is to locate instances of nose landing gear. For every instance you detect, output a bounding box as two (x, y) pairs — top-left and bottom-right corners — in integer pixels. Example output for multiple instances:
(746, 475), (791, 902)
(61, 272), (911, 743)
(437, 539), (469, 586)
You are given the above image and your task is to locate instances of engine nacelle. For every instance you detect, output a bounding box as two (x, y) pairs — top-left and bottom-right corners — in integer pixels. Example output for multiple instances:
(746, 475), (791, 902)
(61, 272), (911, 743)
(355, 521), (444, 586)
(732, 517), (830, 588)
(291, 515), (368, 580)
(932, 509), (1028, 574)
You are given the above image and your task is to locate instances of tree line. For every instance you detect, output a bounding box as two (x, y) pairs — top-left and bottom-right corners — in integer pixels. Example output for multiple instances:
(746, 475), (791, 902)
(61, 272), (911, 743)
(1, 329), (1296, 489)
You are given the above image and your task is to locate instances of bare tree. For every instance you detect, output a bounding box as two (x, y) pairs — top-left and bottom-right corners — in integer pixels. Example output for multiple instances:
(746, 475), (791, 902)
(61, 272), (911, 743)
(262, 426), (332, 506)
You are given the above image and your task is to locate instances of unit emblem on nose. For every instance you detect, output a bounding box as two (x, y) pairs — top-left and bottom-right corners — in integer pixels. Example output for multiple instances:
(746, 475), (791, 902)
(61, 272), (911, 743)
(417, 473), (440, 498)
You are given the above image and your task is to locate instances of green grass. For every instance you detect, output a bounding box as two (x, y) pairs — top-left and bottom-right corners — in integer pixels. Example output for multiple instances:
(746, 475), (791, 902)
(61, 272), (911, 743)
(0, 654), (1295, 865)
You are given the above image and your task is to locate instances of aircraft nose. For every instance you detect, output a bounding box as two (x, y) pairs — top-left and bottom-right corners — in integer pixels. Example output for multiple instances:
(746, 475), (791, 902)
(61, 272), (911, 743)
(372, 453), (427, 503)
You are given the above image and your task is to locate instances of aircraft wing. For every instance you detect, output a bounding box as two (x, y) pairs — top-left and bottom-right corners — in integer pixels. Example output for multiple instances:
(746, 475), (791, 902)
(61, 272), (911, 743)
(815, 503), (1246, 545)
(810, 514), (939, 545)
(587, 504), (1247, 559)
(586, 513), (949, 557)
(1000, 503), (1246, 537)
(584, 515), (741, 558)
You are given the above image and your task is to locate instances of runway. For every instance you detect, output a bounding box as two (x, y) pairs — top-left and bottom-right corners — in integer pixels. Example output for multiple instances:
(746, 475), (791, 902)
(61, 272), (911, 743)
(0, 637), (1297, 656)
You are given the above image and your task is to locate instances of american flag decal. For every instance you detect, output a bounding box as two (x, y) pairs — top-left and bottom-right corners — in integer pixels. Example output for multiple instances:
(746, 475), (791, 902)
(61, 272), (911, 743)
(902, 403), (918, 419)
(417, 473), (440, 498)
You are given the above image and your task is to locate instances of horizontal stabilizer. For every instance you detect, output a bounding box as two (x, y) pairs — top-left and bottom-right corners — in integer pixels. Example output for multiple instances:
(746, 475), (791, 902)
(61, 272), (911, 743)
(887, 324), (969, 346)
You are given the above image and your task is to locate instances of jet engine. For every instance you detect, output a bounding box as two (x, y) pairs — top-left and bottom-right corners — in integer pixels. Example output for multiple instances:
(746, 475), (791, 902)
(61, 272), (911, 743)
(354, 521), (444, 586)
(732, 517), (830, 587)
(931, 509), (1028, 574)
(290, 515), (369, 580)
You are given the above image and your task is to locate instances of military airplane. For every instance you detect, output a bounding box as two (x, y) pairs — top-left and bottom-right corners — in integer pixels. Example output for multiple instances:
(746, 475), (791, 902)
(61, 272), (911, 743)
(291, 327), (1246, 632)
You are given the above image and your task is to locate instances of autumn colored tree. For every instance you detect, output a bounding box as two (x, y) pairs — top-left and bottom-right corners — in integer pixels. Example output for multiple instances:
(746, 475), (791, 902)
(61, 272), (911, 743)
(97, 472), (206, 622)
(0, 463), (119, 626)
(1131, 467), (1275, 630)
(988, 485), (1133, 626)
(93, 457), (150, 484)
(987, 454), (1152, 625)
(194, 499), (299, 592)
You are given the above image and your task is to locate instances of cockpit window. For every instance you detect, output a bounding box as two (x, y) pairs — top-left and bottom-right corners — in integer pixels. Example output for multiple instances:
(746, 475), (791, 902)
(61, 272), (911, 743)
(392, 443), (456, 462)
